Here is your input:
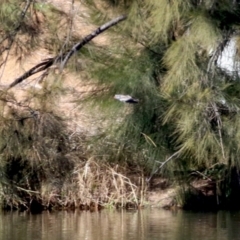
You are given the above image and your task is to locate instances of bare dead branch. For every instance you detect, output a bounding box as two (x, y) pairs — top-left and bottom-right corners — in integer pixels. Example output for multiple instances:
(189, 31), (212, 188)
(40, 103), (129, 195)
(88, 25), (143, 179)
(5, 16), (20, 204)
(7, 58), (55, 89)
(147, 150), (181, 182)
(59, 15), (127, 69)
(6, 15), (127, 90)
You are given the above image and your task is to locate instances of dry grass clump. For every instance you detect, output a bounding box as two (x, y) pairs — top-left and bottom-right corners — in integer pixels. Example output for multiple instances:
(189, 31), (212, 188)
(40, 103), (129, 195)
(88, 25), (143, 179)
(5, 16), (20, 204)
(40, 158), (145, 210)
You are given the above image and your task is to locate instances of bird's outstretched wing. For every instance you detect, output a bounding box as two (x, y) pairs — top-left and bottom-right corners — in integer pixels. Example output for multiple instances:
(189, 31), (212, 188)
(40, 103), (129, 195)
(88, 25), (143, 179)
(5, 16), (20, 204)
(114, 94), (139, 103)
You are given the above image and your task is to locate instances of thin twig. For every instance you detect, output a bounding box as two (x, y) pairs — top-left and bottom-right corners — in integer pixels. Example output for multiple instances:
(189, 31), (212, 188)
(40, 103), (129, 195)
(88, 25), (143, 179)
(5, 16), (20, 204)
(211, 102), (226, 160)
(147, 150), (181, 182)
(192, 171), (213, 181)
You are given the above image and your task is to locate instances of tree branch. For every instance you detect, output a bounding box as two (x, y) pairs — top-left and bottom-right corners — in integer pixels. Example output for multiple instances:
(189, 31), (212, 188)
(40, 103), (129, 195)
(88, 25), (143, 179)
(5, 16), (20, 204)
(146, 150), (181, 182)
(59, 15), (127, 69)
(6, 15), (127, 90)
(211, 102), (226, 160)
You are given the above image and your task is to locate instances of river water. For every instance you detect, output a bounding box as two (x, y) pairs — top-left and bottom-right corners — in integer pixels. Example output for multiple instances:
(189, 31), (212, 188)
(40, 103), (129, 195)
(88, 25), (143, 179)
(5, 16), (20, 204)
(0, 209), (240, 240)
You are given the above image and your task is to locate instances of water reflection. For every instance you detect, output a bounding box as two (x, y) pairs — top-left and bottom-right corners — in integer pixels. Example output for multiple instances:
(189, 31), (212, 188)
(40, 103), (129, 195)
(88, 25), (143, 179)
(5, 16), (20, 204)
(0, 209), (240, 240)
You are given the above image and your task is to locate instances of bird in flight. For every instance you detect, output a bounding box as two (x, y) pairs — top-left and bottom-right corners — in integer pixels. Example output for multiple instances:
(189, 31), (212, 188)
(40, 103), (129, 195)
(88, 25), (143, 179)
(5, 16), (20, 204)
(114, 94), (139, 104)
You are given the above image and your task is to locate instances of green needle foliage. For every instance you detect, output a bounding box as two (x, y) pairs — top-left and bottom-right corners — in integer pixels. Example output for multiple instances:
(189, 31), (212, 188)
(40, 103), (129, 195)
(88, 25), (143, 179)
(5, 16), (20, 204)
(82, 0), (240, 207)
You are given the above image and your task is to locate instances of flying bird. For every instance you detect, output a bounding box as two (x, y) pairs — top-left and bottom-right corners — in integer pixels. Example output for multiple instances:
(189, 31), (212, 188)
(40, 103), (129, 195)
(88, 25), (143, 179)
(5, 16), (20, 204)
(114, 94), (139, 104)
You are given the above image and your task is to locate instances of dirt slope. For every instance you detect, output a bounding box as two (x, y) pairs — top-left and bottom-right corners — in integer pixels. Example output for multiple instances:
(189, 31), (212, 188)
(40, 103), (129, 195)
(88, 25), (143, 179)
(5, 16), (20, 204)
(1, 0), (113, 135)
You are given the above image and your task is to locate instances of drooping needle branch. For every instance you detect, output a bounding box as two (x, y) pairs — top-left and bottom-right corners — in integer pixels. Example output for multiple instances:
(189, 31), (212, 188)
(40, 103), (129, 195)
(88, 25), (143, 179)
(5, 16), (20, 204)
(6, 15), (127, 90)
(0, 0), (34, 81)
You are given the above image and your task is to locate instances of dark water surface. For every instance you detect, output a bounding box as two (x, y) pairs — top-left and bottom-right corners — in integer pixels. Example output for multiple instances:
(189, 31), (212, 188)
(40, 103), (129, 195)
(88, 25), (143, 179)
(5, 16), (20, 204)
(0, 209), (240, 240)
